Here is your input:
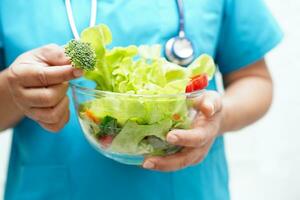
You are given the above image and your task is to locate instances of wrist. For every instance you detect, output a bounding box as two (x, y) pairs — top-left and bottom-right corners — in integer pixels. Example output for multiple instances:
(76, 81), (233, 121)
(0, 69), (24, 129)
(218, 97), (230, 134)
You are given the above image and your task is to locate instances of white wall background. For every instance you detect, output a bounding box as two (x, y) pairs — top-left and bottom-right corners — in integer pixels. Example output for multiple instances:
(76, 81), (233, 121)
(1, 0), (300, 199)
(226, 0), (300, 199)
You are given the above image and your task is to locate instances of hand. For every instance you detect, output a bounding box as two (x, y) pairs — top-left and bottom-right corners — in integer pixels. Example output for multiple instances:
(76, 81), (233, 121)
(143, 91), (223, 171)
(6, 44), (83, 132)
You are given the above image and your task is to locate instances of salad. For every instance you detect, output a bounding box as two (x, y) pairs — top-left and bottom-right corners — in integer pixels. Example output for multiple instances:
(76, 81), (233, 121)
(66, 24), (216, 158)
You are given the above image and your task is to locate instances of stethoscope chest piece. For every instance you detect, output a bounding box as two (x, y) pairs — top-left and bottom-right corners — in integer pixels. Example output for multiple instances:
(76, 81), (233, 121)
(165, 36), (194, 66)
(164, 0), (195, 66)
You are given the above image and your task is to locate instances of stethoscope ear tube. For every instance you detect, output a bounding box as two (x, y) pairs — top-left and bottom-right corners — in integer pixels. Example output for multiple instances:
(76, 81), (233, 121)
(65, 0), (195, 66)
(65, 0), (97, 40)
(164, 0), (195, 66)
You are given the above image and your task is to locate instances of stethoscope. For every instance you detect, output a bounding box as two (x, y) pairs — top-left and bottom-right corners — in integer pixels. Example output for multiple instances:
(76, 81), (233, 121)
(65, 0), (195, 66)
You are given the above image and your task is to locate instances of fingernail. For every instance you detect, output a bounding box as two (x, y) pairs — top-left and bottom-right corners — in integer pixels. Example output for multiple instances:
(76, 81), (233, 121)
(143, 161), (155, 169)
(73, 69), (83, 77)
(204, 101), (215, 116)
(167, 134), (178, 144)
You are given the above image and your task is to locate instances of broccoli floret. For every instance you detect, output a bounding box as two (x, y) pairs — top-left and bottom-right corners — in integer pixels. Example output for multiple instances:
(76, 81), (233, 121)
(65, 39), (96, 71)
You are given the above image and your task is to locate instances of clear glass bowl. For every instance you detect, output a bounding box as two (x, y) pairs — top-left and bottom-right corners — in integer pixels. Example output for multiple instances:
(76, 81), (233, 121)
(70, 79), (203, 165)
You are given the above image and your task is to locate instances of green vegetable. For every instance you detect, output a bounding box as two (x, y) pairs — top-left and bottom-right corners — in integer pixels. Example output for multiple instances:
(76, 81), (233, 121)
(98, 116), (121, 136)
(109, 119), (173, 154)
(65, 39), (96, 71)
(73, 24), (217, 156)
(67, 24), (216, 94)
(83, 94), (189, 126)
(188, 54), (216, 80)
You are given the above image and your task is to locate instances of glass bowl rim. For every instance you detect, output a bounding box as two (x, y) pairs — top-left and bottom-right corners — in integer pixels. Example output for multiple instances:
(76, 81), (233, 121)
(70, 80), (205, 99)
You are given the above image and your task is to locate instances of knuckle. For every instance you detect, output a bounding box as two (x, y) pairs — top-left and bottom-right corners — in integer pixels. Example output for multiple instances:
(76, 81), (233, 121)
(55, 48), (66, 60)
(196, 135), (205, 147)
(42, 43), (59, 52)
(41, 44), (64, 60)
(178, 158), (190, 169)
(27, 109), (41, 122)
(60, 72), (70, 82)
(16, 52), (29, 60)
(48, 109), (61, 124)
(206, 90), (219, 97)
(6, 68), (16, 84)
(193, 156), (204, 165)
(50, 125), (61, 133)
(39, 90), (54, 106)
(178, 162), (186, 170)
(37, 68), (48, 86)
(6, 66), (22, 87)
(42, 123), (61, 133)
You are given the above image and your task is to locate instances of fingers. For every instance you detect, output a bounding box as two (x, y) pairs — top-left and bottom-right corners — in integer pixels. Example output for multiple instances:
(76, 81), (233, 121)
(39, 108), (70, 133)
(5, 44), (75, 133)
(194, 91), (222, 118)
(8, 43), (83, 87)
(143, 148), (203, 171)
(34, 65), (82, 86)
(166, 128), (208, 148)
(33, 44), (71, 66)
(13, 83), (69, 108)
(9, 64), (82, 87)
(26, 96), (69, 124)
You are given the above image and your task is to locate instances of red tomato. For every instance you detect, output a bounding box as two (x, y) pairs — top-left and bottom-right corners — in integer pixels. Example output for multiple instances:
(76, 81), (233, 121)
(185, 83), (194, 93)
(185, 74), (208, 93)
(99, 135), (114, 148)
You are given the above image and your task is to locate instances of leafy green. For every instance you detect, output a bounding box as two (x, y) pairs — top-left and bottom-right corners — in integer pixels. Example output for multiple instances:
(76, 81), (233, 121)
(64, 40), (96, 71)
(71, 24), (216, 94)
(188, 54), (216, 80)
(98, 116), (121, 136)
(83, 93), (189, 126)
(73, 24), (217, 156)
(110, 119), (172, 154)
(81, 24), (112, 59)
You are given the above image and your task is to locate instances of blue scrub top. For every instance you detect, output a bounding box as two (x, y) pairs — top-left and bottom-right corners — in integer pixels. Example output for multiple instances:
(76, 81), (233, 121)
(0, 0), (282, 200)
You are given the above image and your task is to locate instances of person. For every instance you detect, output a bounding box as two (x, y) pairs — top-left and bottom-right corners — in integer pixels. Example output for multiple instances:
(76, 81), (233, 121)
(0, 0), (282, 199)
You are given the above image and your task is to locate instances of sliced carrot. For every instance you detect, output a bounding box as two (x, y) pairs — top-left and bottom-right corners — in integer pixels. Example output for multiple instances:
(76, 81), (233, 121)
(85, 109), (100, 124)
(172, 113), (181, 121)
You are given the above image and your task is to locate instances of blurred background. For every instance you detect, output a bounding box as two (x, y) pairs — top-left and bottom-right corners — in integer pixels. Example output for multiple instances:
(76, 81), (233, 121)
(0, 0), (299, 199)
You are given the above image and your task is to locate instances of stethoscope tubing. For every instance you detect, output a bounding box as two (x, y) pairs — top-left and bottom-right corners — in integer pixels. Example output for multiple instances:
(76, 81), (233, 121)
(65, 0), (97, 40)
(64, 0), (194, 66)
(176, 0), (186, 38)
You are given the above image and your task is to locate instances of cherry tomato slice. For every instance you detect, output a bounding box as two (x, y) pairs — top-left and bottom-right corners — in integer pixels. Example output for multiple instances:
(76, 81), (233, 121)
(185, 74), (208, 93)
(192, 74), (208, 91)
(99, 135), (114, 149)
(185, 83), (194, 93)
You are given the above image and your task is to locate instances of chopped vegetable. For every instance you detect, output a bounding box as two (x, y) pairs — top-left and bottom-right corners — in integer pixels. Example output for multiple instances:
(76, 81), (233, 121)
(65, 39), (96, 71)
(66, 24), (216, 94)
(172, 113), (181, 121)
(99, 135), (114, 149)
(110, 119), (172, 154)
(98, 116), (121, 136)
(72, 24), (217, 156)
(84, 109), (100, 124)
(185, 74), (208, 93)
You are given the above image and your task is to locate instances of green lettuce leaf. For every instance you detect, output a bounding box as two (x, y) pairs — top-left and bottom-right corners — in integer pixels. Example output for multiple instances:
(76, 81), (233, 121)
(84, 93), (189, 126)
(79, 24), (216, 94)
(187, 54), (216, 80)
(109, 119), (172, 154)
(138, 44), (161, 60)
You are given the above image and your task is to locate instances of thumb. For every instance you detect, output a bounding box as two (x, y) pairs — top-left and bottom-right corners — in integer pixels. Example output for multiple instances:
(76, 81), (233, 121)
(195, 91), (222, 118)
